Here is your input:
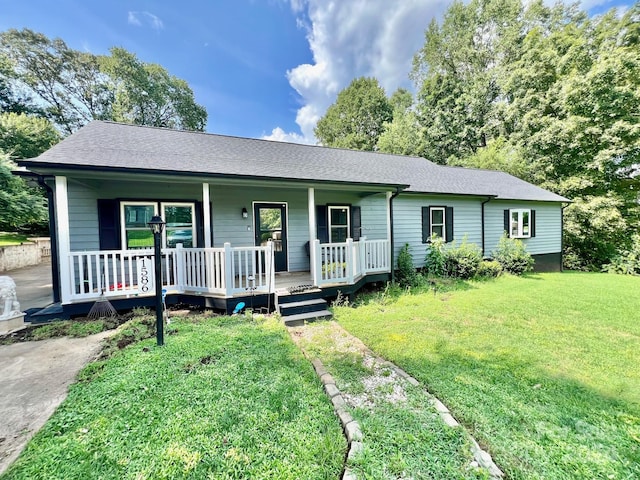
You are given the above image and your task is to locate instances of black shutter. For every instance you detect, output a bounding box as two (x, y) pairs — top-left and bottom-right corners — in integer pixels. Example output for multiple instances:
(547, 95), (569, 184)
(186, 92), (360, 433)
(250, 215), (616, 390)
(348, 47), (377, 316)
(422, 206), (430, 243)
(530, 209), (536, 237)
(445, 206), (454, 243)
(504, 209), (510, 235)
(316, 205), (328, 243)
(97, 199), (121, 250)
(351, 206), (361, 241)
(194, 201), (205, 247)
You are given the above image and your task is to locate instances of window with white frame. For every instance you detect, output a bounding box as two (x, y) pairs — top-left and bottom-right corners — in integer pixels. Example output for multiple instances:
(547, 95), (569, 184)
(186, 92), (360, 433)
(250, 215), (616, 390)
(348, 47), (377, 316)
(510, 209), (531, 238)
(328, 206), (350, 243)
(120, 201), (196, 249)
(430, 207), (446, 239)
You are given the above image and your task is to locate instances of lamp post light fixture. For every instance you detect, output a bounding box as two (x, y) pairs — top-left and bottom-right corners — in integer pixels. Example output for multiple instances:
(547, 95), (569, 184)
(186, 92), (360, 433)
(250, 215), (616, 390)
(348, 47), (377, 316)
(147, 215), (166, 346)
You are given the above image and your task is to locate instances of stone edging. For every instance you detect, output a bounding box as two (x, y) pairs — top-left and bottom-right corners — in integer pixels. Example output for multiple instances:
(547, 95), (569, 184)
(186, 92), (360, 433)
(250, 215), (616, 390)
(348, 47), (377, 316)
(310, 354), (504, 480)
(310, 358), (362, 480)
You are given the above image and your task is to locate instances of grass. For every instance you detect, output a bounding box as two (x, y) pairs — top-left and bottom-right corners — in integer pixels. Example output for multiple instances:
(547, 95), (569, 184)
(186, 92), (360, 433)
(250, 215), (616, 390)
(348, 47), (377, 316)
(1, 315), (346, 480)
(335, 272), (640, 480)
(293, 322), (487, 479)
(0, 233), (30, 246)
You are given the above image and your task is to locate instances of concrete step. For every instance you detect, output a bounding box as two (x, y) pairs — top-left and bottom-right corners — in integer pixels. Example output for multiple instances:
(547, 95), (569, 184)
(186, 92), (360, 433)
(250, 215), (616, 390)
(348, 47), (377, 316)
(282, 309), (333, 327)
(279, 298), (327, 316)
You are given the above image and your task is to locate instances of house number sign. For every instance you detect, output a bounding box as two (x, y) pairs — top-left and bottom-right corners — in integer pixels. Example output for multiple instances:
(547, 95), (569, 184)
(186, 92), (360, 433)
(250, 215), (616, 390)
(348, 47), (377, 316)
(137, 256), (154, 294)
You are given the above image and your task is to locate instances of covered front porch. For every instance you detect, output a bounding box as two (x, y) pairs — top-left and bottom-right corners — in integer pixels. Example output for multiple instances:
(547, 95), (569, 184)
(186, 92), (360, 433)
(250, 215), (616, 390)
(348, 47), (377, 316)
(63, 238), (390, 306)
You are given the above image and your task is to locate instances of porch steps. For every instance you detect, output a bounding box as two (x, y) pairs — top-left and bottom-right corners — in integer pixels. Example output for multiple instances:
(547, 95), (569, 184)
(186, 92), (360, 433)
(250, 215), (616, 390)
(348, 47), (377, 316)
(276, 291), (332, 326)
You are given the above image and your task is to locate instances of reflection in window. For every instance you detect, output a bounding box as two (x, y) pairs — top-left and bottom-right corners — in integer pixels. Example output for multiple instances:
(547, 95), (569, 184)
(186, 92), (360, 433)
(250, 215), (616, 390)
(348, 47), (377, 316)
(430, 207), (445, 239)
(510, 209), (531, 238)
(163, 203), (195, 248)
(123, 203), (156, 248)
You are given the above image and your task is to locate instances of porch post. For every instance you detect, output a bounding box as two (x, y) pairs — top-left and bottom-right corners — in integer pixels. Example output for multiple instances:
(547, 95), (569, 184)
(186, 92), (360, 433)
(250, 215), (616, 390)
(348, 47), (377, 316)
(308, 187), (317, 284)
(176, 243), (185, 292)
(55, 176), (72, 304)
(202, 183), (211, 248)
(223, 242), (233, 296)
(386, 191), (393, 273)
(313, 239), (322, 286)
(346, 238), (354, 284)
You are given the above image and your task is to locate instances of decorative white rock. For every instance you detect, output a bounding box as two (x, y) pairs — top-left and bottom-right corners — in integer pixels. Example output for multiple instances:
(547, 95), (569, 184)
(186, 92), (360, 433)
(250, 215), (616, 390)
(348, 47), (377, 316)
(0, 276), (27, 334)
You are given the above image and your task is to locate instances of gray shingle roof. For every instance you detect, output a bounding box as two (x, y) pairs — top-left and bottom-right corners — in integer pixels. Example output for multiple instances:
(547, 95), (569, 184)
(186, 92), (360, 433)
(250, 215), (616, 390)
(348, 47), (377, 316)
(22, 121), (569, 202)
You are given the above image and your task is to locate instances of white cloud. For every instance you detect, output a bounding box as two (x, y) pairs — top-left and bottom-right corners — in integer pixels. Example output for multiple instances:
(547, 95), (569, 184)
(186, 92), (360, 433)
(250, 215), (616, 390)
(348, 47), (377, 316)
(127, 11), (164, 30)
(264, 0), (447, 144)
(262, 127), (315, 144)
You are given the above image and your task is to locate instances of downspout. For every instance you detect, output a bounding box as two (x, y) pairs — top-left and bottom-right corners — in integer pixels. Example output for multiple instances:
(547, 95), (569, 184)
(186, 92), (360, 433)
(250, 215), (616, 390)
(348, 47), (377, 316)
(561, 203), (568, 272)
(481, 196), (492, 257)
(38, 176), (61, 303)
(389, 187), (402, 282)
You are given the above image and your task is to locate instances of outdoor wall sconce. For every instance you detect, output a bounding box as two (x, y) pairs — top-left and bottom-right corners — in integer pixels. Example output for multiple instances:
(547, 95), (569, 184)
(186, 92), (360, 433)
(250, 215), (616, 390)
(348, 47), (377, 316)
(242, 207), (248, 219)
(147, 215), (166, 346)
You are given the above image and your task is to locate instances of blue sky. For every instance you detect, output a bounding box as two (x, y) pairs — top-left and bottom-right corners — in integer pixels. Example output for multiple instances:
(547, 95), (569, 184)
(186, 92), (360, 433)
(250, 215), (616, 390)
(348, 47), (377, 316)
(0, 0), (632, 143)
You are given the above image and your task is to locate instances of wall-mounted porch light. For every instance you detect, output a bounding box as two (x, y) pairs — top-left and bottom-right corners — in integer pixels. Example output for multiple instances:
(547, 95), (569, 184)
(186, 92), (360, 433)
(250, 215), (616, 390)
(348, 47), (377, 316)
(147, 215), (166, 346)
(242, 207), (248, 219)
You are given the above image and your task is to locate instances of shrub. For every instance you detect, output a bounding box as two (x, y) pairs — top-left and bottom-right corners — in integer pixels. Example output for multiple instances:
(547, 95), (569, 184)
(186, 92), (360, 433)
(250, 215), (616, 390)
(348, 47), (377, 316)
(396, 243), (417, 287)
(476, 260), (502, 278)
(602, 234), (640, 275)
(493, 234), (534, 275)
(425, 235), (446, 277)
(443, 238), (482, 279)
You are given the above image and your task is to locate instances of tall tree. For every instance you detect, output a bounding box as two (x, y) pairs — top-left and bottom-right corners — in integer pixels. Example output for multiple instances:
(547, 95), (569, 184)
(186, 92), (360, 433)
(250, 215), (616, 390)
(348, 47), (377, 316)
(100, 48), (207, 131)
(0, 29), (207, 133)
(315, 77), (392, 150)
(0, 112), (59, 159)
(0, 152), (47, 231)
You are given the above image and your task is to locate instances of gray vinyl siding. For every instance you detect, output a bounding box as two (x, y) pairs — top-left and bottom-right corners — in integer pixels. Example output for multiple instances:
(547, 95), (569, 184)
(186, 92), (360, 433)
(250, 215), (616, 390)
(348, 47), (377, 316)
(485, 201), (562, 256)
(393, 195), (483, 268)
(67, 180), (100, 251)
(314, 191), (388, 241)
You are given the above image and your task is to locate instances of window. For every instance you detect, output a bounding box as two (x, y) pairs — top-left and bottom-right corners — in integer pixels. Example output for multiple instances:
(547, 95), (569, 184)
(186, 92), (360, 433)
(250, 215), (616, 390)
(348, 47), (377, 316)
(162, 203), (195, 248)
(509, 209), (531, 238)
(430, 207), (446, 239)
(121, 202), (157, 249)
(422, 206), (454, 243)
(120, 201), (196, 249)
(328, 206), (350, 243)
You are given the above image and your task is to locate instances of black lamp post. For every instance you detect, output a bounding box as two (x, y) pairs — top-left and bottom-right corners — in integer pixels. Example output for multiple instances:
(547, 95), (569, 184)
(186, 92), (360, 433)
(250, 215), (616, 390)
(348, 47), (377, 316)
(148, 215), (166, 346)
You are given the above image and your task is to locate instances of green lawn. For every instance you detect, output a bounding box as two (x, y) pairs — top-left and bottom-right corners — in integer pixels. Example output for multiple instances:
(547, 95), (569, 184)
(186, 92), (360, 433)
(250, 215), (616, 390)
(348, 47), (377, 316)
(335, 272), (640, 480)
(0, 233), (30, 246)
(1, 315), (346, 480)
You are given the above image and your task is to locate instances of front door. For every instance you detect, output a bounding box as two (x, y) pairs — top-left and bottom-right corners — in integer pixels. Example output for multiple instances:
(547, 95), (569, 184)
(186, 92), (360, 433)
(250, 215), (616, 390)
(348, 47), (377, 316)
(254, 203), (287, 272)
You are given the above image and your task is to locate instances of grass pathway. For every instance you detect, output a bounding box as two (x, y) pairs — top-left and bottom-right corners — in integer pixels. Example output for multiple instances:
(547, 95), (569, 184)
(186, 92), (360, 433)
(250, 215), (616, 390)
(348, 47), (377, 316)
(290, 321), (498, 480)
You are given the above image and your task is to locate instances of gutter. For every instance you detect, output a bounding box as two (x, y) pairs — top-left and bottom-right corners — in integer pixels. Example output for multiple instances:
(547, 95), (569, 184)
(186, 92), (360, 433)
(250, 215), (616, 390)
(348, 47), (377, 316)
(561, 203), (569, 272)
(480, 196), (494, 257)
(38, 176), (61, 303)
(389, 187), (403, 282)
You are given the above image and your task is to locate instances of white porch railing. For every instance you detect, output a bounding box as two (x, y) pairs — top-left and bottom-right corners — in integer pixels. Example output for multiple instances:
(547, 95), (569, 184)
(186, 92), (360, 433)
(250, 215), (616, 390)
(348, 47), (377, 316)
(312, 237), (390, 287)
(65, 238), (389, 303)
(67, 242), (275, 303)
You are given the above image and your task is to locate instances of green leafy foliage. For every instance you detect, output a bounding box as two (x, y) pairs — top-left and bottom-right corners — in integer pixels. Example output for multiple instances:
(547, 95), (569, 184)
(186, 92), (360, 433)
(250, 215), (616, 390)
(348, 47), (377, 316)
(315, 77), (392, 150)
(395, 243), (418, 287)
(0, 153), (47, 231)
(424, 234), (447, 277)
(603, 234), (640, 275)
(492, 234), (534, 275)
(0, 112), (59, 159)
(476, 259), (503, 278)
(0, 28), (207, 134)
(425, 235), (483, 279)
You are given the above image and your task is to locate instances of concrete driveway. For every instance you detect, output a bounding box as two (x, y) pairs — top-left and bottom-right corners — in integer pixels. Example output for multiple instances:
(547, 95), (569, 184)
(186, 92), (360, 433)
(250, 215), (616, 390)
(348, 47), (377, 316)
(0, 331), (111, 475)
(6, 260), (53, 311)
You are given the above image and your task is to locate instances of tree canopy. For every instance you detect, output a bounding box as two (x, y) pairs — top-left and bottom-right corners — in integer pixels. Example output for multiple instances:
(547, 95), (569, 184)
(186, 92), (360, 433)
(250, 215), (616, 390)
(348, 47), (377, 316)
(0, 28), (207, 134)
(315, 77), (392, 151)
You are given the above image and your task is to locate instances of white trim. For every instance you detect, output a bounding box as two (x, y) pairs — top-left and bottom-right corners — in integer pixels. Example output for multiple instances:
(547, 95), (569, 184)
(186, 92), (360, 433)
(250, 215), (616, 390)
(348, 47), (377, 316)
(252, 201), (289, 272)
(308, 188), (316, 283)
(328, 205), (350, 243)
(386, 191), (392, 260)
(202, 183), (211, 248)
(509, 208), (531, 238)
(55, 176), (72, 304)
(430, 206), (446, 239)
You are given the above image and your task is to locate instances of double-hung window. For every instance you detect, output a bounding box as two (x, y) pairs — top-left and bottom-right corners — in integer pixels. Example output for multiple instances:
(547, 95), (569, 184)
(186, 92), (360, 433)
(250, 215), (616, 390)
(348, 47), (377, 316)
(328, 206), (350, 243)
(162, 203), (195, 248)
(121, 202), (157, 249)
(430, 207), (446, 239)
(509, 209), (531, 238)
